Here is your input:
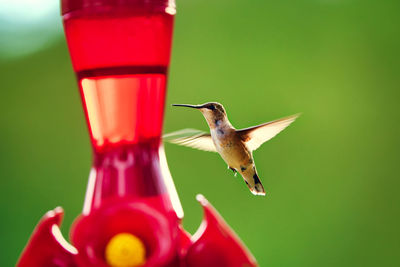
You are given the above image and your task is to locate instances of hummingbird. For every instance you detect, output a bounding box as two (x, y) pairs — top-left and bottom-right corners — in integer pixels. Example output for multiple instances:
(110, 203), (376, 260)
(164, 102), (299, 196)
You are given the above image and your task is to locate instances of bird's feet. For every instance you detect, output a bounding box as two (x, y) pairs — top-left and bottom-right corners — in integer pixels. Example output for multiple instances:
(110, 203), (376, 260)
(228, 166), (238, 176)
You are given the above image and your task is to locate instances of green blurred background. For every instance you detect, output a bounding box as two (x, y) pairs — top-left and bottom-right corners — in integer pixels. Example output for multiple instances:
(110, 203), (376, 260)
(1, 0), (399, 266)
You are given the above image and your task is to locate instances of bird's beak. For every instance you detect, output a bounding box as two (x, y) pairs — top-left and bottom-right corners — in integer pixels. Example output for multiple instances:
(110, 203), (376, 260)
(172, 104), (204, 109)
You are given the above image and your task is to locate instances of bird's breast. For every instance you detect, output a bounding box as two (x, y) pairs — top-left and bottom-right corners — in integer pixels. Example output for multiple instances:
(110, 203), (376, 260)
(211, 128), (231, 149)
(211, 129), (250, 167)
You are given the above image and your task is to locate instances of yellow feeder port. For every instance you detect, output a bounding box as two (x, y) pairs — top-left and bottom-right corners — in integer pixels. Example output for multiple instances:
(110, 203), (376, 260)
(105, 232), (146, 267)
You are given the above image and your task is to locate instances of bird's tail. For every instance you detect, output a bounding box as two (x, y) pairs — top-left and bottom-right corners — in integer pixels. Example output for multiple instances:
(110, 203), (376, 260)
(244, 171), (265, 196)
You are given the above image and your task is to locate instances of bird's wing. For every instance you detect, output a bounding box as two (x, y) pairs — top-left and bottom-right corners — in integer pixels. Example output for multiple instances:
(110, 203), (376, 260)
(163, 128), (217, 152)
(237, 114), (300, 151)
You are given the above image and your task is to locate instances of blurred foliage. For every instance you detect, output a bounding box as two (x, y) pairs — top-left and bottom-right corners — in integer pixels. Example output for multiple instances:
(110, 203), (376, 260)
(1, 0), (400, 266)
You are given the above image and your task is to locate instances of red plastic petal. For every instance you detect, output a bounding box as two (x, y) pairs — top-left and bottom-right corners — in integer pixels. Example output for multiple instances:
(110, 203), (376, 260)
(71, 198), (181, 267)
(185, 195), (258, 267)
(17, 207), (78, 267)
(178, 224), (192, 257)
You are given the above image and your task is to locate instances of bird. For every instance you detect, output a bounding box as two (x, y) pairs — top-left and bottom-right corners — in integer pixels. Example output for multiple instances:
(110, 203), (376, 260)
(164, 102), (299, 196)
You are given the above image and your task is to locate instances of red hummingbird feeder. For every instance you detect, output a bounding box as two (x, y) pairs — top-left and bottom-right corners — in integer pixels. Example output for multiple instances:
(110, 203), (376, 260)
(17, 1), (258, 266)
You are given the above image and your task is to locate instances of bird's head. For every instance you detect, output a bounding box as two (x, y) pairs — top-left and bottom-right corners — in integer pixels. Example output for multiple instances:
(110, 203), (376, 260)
(172, 102), (228, 128)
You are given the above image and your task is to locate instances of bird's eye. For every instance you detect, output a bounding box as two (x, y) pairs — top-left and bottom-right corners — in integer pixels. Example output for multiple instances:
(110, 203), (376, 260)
(208, 105), (215, 110)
